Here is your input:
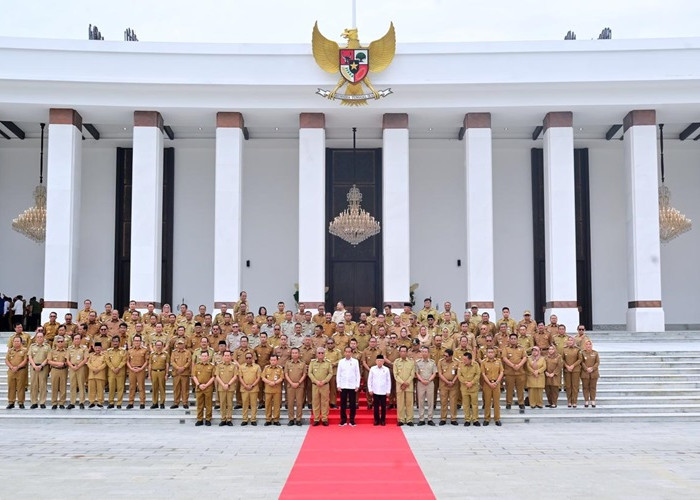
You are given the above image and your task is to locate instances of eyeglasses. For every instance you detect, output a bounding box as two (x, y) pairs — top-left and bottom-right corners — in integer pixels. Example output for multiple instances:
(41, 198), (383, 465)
(577, 328), (585, 331)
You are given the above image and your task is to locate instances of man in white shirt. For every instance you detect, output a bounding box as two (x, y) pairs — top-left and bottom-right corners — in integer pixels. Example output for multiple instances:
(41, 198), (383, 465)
(331, 302), (347, 325)
(336, 346), (360, 426)
(368, 354), (391, 426)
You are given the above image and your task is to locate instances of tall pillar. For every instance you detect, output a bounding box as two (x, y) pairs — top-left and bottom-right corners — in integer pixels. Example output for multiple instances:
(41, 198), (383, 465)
(382, 113), (410, 312)
(129, 111), (164, 312)
(43, 108), (83, 322)
(213, 112), (244, 316)
(623, 110), (665, 331)
(298, 113), (326, 314)
(542, 112), (579, 330)
(464, 113), (495, 319)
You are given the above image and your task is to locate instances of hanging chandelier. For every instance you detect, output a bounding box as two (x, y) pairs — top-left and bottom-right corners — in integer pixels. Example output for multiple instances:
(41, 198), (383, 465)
(328, 127), (380, 246)
(657, 124), (692, 243)
(12, 122), (47, 243)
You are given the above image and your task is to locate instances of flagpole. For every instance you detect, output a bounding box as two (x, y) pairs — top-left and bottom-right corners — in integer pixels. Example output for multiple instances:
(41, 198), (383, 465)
(351, 0), (357, 28)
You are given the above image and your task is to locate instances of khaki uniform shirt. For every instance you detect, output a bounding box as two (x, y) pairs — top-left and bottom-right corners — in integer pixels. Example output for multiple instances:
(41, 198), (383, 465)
(502, 345), (527, 376)
(457, 363), (481, 392)
(274, 346), (291, 367)
(43, 322), (60, 341)
(49, 348), (68, 368)
(29, 343), (51, 365)
(127, 346), (148, 369)
(254, 344), (274, 368)
(6, 347), (28, 368)
(170, 349), (191, 376)
(393, 358), (416, 387)
(87, 352), (107, 380)
(192, 362), (214, 389)
(239, 363), (261, 389)
(105, 348), (127, 374)
(216, 363), (238, 391)
(415, 358), (437, 382)
(285, 359), (307, 383)
(308, 359), (333, 384)
(299, 345), (316, 366)
(437, 358), (460, 386)
(563, 346), (583, 372)
(262, 365), (284, 393)
(481, 358), (504, 383)
(149, 351), (169, 371)
(67, 345), (89, 366)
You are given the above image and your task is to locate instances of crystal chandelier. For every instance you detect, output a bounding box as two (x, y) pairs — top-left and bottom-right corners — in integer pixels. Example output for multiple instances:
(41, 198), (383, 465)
(12, 123), (47, 243)
(328, 127), (380, 246)
(658, 124), (692, 243)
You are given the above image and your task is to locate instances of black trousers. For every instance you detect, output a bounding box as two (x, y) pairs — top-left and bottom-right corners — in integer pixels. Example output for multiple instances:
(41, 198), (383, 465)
(373, 394), (387, 424)
(340, 388), (356, 424)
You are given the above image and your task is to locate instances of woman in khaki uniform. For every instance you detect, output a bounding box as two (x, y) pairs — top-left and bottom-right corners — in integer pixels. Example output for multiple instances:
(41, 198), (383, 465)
(580, 340), (600, 408)
(526, 346), (546, 408)
(544, 345), (562, 408)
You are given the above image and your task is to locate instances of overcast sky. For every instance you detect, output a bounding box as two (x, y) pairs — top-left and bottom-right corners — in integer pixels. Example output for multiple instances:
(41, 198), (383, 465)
(0, 0), (698, 44)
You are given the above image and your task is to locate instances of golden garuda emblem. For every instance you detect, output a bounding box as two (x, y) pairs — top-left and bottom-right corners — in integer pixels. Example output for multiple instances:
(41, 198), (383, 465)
(312, 21), (395, 106)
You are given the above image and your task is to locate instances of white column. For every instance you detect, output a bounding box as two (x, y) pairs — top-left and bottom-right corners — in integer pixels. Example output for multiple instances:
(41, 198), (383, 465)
(213, 112), (244, 317)
(43, 108), (83, 322)
(623, 110), (665, 331)
(464, 113), (495, 319)
(382, 113), (410, 313)
(542, 112), (579, 330)
(129, 111), (164, 313)
(298, 113), (326, 315)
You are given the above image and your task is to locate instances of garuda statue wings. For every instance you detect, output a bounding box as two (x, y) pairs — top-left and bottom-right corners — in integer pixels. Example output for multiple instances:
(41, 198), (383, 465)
(312, 21), (395, 106)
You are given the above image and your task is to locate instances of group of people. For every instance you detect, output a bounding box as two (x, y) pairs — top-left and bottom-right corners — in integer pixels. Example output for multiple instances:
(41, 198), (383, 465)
(1, 294), (43, 331)
(4, 294), (600, 427)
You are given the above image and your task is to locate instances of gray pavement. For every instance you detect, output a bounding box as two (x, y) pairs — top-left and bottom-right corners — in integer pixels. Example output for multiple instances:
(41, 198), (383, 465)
(2, 418), (700, 499)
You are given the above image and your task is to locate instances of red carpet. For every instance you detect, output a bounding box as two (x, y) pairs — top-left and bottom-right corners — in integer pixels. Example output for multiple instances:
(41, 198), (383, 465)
(280, 393), (435, 499)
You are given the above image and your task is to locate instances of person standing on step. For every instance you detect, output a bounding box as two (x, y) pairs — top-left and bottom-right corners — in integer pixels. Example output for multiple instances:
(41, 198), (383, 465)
(502, 333), (527, 411)
(148, 340), (169, 409)
(308, 347), (333, 426)
(215, 350), (237, 426)
(285, 347), (307, 426)
(562, 336), (583, 408)
(580, 340), (600, 408)
(86, 342), (107, 407)
(415, 346), (437, 426)
(66, 333), (89, 410)
(170, 338), (191, 409)
(262, 354), (284, 426)
(336, 346), (360, 426)
(394, 345), (416, 426)
(105, 336), (127, 409)
(544, 345), (563, 408)
(481, 347), (504, 426)
(126, 335), (149, 409)
(437, 348), (461, 425)
(28, 331), (51, 409)
(368, 354), (391, 426)
(48, 336), (68, 409)
(527, 346), (546, 409)
(5, 336), (28, 409)
(239, 353), (262, 426)
(458, 352), (481, 426)
(192, 350), (215, 426)
(361, 336), (385, 410)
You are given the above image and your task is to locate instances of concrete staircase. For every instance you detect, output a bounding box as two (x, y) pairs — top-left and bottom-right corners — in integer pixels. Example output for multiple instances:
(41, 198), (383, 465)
(2, 330), (700, 424)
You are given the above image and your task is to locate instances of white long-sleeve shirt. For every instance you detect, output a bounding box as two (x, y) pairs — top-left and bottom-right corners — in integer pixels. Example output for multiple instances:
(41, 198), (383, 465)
(336, 357), (360, 390)
(368, 365), (391, 396)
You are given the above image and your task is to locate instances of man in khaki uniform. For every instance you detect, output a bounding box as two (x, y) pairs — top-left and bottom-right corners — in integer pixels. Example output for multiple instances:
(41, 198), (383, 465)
(92, 325), (112, 353)
(299, 335), (317, 408)
(170, 339), (191, 408)
(48, 336), (68, 408)
(325, 338), (342, 408)
(148, 341), (169, 409)
(5, 337), (28, 408)
(308, 347), (333, 426)
(502, 333), (528, 411)
(458, 352), (481, 426)
(285, 347), (307, 426)
(254, 332), (274, 407)
(43, 312), (60, 343)
(126, 334), (149, 409)
(415, 346), (437, 425)
(6, 323), (30, 348)
(28, 332), (51, 408)
(517, 310), (536, 335)
(239, 353), (261, 425)
(192, 350), (215, 426)
(562, 335), (583, 407)
(437, 348), (460, 425)
(105, 336), (127, 408)
(545, 315), (560, 337)
(233, 336), (256, 409)
(481, 347), (504, 426)
(393, 345), (416, 426)
(85, 311), (101, 340)
(262, 354), (284, 425)
(496, 307), (518, 334)
(86, 342), (107, 407)
(517, 325), (535, 355)
(215, 350), (237, 425)
(416, 298), (438, 325)
(66, 333), (89, 409)
(553, 324), (569, 356)
(77, 299), (96, 324)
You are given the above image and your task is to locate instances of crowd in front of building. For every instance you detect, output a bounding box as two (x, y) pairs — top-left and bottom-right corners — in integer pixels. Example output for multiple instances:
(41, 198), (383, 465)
(4, 293), (600, 427)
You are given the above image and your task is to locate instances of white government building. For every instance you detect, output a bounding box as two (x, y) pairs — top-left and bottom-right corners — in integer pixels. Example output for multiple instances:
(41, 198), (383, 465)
(0, 35), (699, 332)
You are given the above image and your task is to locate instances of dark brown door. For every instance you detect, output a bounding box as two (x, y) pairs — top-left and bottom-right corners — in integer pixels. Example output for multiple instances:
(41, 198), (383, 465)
(531, 148), (592, 328)
(325, 148), (382, 317)
(114, 147), (174, 314)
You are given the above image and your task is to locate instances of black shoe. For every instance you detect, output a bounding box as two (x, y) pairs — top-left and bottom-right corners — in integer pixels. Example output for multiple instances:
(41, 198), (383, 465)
(160, 404), (165, 409)
(150, 404), (158, 409)
(30, 404), (38, 409)
(427, 420), (436, 426)
(330, 404), (337, 409)
(97, 404), (103, 408)
(59, 405), (65, 409)
(308, 404), (313, 409)
(374, 422), (379, 426)
(234, 405), (242, 409)
(451, 420), (458, 426)
(40, 404), (46, 409)
(439, 420), (446, 426)
(183, 405), (189, 409)
(79, 403), (84, 409)
(170, 404), (179, 409)
(108, 404), (114, 409)
(51, 405), (57, 410)
(506, 404), (511, 410)
(288, 420), (296, 426)
(219, 422), (226, 426)
(417, 421), (426, 426)
(397, 422), (404, 426)
(483, 421), (490, 426)
(264, 421), (272, 426)
(350, 422), (356, 426)
(126, 404), (133, 409)
(296, 421), (302, 426)
(6, 403), (14, 409)
(195, 420), (203, 426)
(473, 421), (481, 427)
(250, 421), (257, 426)
(205, 420), (211, 426)
(519, 404), (525, 410)
(322, 421), (328, 426)
(407, 422), (414, 427)
(313, 421), (320, 426)
(227, 421), (233, 426)
(464, 421), (471, 427)
(67, 404), (74, 409)
(89, 404), (96, 408)
(139, 404), (145, 409)
(495, 420), (502, 426)
(257, 404), (264, 409)
(273, 422), (281, 426)
(241, 421), (248, 426)
(116, 405), (122, 409)
(215, 405), (220, 410)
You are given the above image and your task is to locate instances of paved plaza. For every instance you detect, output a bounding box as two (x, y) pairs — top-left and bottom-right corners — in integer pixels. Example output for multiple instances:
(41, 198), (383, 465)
(2, 418), (699, 498)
